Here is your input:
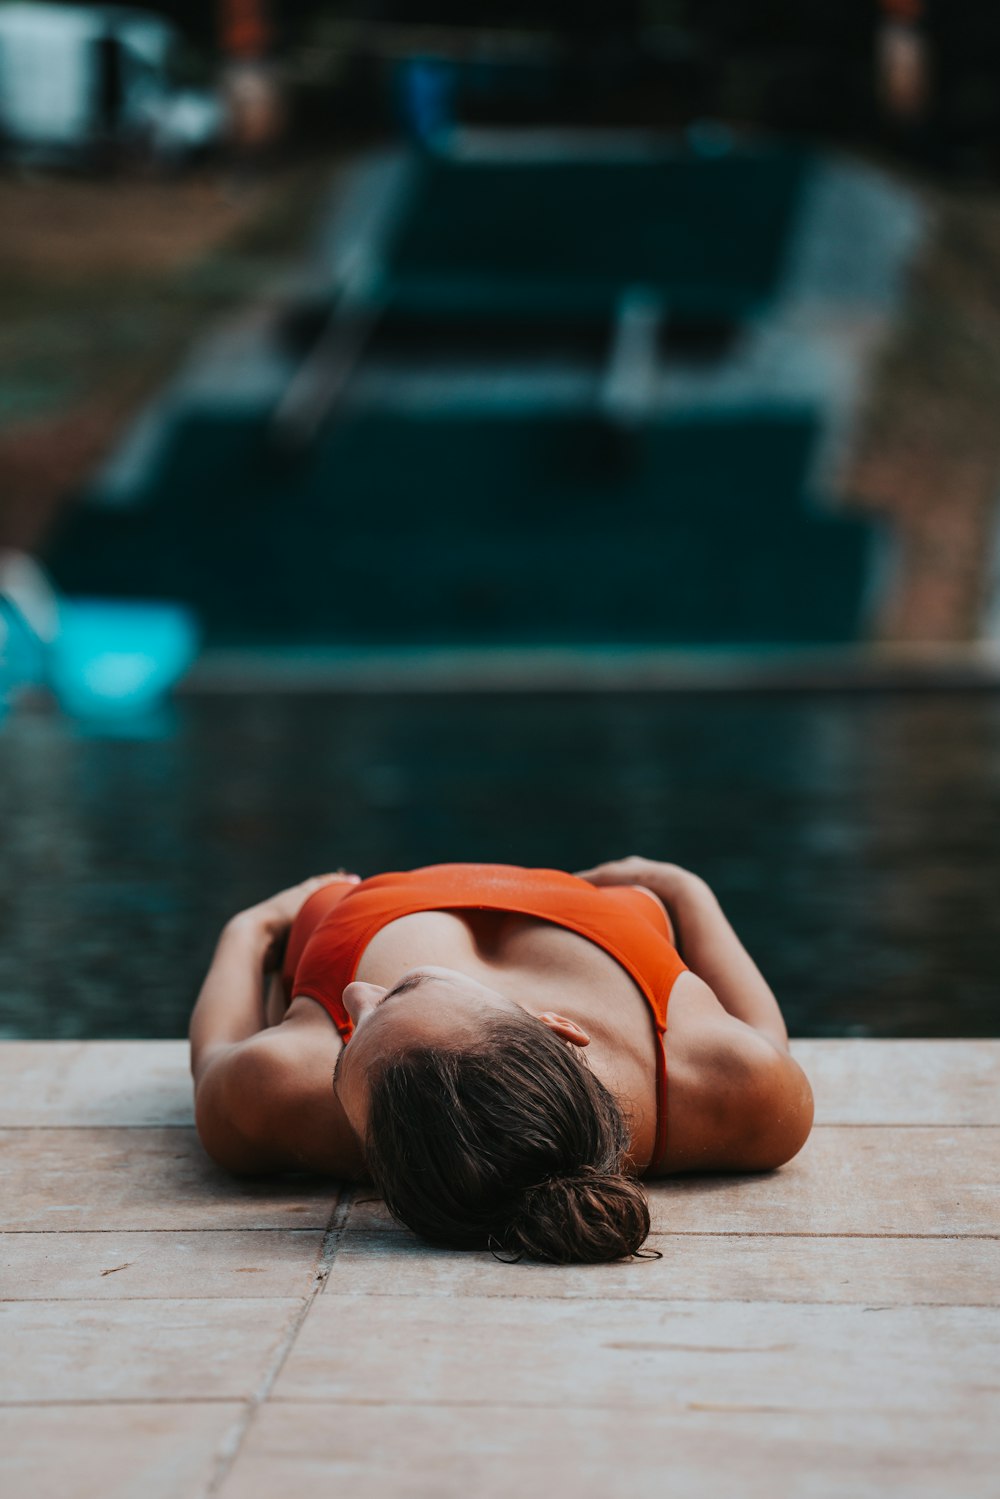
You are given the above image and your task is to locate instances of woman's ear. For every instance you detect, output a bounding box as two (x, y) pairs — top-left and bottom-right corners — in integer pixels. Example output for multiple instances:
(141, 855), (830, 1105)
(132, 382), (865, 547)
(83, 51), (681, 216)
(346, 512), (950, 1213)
(538, 1012), (591, 1047)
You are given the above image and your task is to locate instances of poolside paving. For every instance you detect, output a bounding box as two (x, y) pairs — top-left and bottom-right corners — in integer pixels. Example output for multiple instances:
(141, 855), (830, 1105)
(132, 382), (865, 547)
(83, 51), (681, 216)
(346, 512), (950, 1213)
(1, 1040), (997, 1497)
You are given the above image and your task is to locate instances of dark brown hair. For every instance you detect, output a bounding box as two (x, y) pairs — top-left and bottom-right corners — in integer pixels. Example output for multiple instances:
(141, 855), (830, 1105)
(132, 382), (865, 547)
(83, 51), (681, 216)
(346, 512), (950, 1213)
(363, 1013), (654, 1264)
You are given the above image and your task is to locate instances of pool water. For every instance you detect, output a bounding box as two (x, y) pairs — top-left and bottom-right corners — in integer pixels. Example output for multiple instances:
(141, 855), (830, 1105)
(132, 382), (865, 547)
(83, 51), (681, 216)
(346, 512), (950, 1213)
(1, 689), (997, 1041)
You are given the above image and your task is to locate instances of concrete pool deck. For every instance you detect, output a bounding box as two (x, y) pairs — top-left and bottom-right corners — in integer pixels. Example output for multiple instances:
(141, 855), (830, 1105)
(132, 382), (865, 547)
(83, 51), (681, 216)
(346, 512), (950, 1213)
(1, 1039), (998, 1498)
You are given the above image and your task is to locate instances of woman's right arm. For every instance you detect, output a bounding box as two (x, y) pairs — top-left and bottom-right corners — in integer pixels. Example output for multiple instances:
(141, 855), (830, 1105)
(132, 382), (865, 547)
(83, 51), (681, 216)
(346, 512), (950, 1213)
(576, 856), (789, 1051)
(189, 875), (363, 1176)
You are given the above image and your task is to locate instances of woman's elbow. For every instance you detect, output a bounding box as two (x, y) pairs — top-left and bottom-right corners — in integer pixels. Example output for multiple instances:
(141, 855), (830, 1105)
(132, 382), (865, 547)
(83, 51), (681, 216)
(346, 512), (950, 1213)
(760, 1060), (815, 1168)
(193, 1059), (278, 1176)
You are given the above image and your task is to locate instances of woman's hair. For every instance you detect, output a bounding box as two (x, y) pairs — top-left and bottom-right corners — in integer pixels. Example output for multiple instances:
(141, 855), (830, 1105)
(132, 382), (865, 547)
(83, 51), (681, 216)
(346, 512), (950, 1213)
(363, 1013), (654, 1264)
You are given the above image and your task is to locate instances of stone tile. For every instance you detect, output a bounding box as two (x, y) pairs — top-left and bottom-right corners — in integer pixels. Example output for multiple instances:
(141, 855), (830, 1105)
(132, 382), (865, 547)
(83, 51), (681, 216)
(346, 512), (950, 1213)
(327, 1230), (1000, 1306)
(792, 1040), (1000, 1125)
(1, 1230), (324, 1299)
(344, 1127), (1000, 1239)
(224, 1402), (998, 1499)
(0, 1039), (994, 1132)
(0, 1298), (299, 1402)
(273, 1296), (999, 1414)
(0, 1042), (192, 1126)
(9, 1040), (998, 1132)
(0, 1129), (338, 1231)
(646, 1127), (1000, 1237)
(344, 1192), (398, 1234)
(2, 1403), (241, 1499)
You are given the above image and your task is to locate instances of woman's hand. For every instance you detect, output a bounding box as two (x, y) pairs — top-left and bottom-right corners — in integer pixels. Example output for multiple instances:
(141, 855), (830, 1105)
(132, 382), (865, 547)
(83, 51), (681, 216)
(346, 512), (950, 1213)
(580, 857), (792, 1049)
(575, 856), (703, 900)
(229, 872), (361, 971)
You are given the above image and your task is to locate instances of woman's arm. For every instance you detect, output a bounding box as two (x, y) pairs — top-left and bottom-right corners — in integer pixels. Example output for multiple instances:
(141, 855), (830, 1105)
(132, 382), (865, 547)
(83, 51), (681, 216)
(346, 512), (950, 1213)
(189, 873), (359, 1085)
(189, 873), (364, 1177)
(578, 857), (813, 1172)
(189, 913), (273, 1086)
(576, 856), (789, 1051)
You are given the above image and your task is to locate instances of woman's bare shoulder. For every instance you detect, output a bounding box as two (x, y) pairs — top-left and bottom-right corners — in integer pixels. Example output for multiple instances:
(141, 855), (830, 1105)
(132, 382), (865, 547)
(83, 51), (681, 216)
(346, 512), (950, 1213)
(653, 972), (814, 1176)
(193, 1011), (365, 1180)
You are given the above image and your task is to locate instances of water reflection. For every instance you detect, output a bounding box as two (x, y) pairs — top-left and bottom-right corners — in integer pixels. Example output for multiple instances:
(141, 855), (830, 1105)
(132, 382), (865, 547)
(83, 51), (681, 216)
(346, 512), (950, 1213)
(0, 691), (997, 1039)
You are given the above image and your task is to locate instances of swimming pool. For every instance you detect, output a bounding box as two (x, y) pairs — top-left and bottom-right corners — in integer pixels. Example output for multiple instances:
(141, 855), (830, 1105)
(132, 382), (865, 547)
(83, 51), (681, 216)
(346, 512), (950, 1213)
(1, 688), (996, 1040)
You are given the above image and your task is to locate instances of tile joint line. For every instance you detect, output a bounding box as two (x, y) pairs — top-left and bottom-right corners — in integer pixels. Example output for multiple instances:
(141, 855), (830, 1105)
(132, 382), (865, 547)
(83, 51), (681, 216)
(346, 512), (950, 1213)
(200, 1185), (355, 1498)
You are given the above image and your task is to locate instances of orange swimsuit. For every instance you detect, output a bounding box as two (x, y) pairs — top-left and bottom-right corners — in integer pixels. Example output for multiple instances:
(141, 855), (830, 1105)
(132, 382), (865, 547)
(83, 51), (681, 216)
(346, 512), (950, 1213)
(282, 863), (687, 1169)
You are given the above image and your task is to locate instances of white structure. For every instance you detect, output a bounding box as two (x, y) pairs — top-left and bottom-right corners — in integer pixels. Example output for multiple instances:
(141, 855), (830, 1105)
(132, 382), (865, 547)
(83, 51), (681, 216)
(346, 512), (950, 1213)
(0, 2), (220, 158)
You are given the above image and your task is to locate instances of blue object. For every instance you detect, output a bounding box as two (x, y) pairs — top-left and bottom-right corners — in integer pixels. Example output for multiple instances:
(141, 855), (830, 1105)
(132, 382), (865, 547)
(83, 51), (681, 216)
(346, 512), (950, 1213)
(394, 57), (456, 148)
(1, 601), (41, 705)
(48, 599), (199, 719)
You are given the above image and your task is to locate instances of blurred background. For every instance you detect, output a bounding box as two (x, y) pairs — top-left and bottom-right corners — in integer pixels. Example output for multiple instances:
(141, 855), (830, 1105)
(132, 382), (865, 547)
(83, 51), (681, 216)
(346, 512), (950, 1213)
(1, 1), (999, 1041)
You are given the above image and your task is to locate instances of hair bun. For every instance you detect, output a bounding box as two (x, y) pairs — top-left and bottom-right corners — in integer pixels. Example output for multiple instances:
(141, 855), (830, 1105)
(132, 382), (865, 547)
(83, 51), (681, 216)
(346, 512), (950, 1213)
(498, 1167), (652, 1264)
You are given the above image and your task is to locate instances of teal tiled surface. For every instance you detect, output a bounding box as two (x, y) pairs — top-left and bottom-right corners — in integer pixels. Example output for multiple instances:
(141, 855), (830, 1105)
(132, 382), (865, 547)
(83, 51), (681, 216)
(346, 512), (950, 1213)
(48, 408), (873, 646)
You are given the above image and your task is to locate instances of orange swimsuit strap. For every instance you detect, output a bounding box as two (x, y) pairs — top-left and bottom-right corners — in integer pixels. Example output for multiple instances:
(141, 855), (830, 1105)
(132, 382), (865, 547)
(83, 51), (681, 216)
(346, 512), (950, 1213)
(283, 863), (686, 1169)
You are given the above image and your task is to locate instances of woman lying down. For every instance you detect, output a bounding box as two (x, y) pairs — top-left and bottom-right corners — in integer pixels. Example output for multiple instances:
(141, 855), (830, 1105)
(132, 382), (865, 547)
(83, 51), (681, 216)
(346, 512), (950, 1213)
(190, 857), (813, 1264)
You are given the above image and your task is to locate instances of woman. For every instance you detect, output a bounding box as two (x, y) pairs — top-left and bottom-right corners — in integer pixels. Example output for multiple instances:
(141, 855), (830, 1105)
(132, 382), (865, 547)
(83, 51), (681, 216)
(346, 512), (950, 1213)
(190, 857), (814, 1263)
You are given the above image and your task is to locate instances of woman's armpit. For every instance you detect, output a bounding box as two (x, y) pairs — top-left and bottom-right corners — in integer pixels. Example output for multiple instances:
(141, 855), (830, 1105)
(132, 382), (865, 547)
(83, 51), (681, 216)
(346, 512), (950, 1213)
(630, 884), (676, 944)
(282, 879), (359, 993)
